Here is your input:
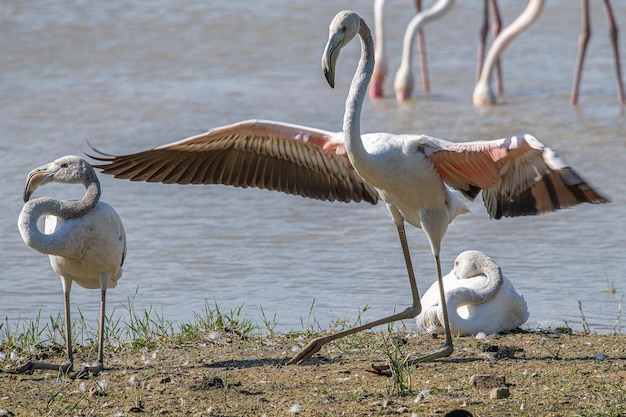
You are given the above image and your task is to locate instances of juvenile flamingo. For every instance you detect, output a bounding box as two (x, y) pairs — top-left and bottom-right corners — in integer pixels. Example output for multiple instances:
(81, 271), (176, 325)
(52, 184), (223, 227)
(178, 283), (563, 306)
(90, 11), (607, 365)
(14, 156), (126, 378)
(416, 250), (529, 336)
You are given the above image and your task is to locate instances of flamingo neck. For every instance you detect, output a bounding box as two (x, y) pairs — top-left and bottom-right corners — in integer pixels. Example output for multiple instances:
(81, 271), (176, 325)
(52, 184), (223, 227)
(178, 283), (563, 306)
(344, 17), (375, 172)
(18, 177), (101, 257)
(437, 256), (504, 333)
(399, 0), (455, 73)
(476, 0), (544, 89)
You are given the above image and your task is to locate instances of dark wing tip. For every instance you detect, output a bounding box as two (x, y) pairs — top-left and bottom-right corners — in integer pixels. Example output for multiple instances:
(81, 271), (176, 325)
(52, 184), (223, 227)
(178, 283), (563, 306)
(489, 169), (609, 220)
(84, 141), (117, 165)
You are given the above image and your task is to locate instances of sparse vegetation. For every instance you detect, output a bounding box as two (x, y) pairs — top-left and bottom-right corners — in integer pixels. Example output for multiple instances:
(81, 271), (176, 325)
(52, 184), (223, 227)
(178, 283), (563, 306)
(1, 297), (625, 416)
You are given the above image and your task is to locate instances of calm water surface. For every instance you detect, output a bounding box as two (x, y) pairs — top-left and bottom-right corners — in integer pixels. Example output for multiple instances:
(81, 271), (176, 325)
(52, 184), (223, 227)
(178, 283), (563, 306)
(1, 1), (625, 338)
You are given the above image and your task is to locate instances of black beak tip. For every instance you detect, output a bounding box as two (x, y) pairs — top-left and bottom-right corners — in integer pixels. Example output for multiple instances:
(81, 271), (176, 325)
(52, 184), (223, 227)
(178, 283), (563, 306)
(323, 69), (335, 88)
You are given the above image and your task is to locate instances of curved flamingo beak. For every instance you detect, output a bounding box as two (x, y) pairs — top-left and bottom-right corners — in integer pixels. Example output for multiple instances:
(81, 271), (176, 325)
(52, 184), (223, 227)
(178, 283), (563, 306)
(23, 165), (52, 202)
(322, 40), (338, 88)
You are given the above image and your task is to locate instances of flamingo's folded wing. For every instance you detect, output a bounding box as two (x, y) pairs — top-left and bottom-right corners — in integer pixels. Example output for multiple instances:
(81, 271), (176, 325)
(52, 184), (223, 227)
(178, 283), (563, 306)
(428, 134), (608, 218)
(88, 119), (378, 204)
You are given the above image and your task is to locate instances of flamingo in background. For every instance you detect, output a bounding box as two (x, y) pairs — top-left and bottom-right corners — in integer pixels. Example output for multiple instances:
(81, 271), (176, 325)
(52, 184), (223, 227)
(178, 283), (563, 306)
(13, 156), (126, 379)
(375, 0), (504, 101)
(90, 10), (607, 365)
(394, 0), (456, 101)
(477, 0), (503, 96)
(416, 250), (529, 336)
(571, 0), (625, 105)
(473, 0), (544, 106)
(370, 0), (431, 98)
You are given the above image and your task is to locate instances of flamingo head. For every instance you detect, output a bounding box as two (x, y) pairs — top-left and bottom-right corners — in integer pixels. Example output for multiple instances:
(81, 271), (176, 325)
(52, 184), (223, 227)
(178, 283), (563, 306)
(369, 75), (385, 98)
(322, 10), (361, 88)
(472, 82), (496, 107)
(453, 250), (496, 280)
(393, 63), (413, 101)
(24, 156), (95, 202)
(369, 57), (388, 98)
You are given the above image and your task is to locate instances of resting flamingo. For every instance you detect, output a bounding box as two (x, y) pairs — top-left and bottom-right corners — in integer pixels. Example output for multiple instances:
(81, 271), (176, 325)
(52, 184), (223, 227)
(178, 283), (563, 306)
(571, 0), (625, 105)
(13, 156), (126, 378)
(473, 0), (544, 106)
(416, 250), (529, 336)
(89, 10), (607, 365)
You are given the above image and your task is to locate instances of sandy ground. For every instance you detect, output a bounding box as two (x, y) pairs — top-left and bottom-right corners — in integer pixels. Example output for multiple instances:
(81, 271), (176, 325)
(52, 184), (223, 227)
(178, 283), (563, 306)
(1, 330), (626, 416)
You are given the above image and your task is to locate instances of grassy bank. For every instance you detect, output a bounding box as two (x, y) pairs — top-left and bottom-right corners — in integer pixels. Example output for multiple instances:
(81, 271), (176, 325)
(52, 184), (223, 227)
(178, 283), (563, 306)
(1, 299), (625, 416)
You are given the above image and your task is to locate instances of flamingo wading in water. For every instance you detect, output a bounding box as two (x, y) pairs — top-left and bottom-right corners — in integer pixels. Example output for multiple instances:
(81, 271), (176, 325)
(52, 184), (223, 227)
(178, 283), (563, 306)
(393, 0), (456, 101)
(374, 0), (504, 101)
(90, 10), (607, 365)
(473, 0), (544, 106)
(14, 156), (126, 378)
(416, 250), (529, 336)
(371, 0), (432, 99)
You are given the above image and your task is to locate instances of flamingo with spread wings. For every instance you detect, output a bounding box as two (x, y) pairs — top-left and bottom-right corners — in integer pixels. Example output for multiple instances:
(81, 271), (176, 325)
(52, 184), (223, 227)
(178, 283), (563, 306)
(90, 10), (608, 366)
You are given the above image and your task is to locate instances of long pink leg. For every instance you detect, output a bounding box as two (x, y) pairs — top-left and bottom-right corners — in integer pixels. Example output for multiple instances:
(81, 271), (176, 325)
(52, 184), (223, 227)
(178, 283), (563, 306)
(476, 0), (489, 82)
(602, 0), (625, 104)
(71, 276), (110, 379)
(287, 225), (423, 365)
(414, 0), (431, 95)
(8, 281), (74, 375)
(288, 224), (453, 366)
(491, 0), (504, 96)
(571, 0), (591, 105)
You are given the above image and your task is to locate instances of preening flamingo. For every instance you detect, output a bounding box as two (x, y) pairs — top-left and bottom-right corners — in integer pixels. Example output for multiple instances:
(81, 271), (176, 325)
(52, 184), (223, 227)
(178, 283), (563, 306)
(473, 0), (544, 106)
(90, 10), (607, 365)
(571, 0), (625, 105)
(13, 156), (126, 378)
(416, 250), (529, 336)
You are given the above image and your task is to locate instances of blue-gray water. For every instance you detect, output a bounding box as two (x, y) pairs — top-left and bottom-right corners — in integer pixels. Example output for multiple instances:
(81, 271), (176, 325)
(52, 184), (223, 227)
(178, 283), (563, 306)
(1, 1), (625, 338)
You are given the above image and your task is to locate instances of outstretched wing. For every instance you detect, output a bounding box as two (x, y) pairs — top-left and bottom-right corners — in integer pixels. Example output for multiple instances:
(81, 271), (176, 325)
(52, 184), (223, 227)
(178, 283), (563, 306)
(88, 119), (378, 204)
(427, 134), (608, 219)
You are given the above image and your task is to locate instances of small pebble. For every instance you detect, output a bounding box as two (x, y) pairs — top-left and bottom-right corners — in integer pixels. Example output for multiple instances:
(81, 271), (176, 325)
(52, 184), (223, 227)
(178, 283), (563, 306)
(490, 387), (510, 399)
(470, 374), (506, 389)
(495, 346), (517, 359)
(289, 403), (301, 413)
(594, 353), (607, 361)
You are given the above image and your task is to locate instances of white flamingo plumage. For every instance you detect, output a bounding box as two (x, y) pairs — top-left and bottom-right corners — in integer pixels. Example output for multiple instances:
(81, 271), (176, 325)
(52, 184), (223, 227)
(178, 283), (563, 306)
(416, 250), (529, 336)
(14, 156), (126, 378)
